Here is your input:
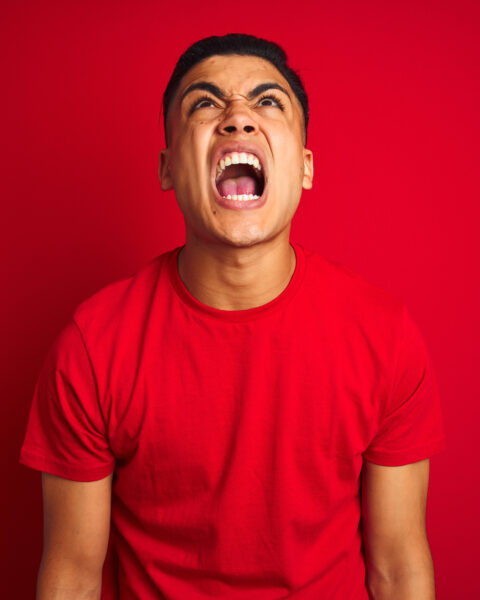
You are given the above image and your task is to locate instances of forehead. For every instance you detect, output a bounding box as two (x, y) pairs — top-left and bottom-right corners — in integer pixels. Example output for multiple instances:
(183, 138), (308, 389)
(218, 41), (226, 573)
(176, 54), (293, 99)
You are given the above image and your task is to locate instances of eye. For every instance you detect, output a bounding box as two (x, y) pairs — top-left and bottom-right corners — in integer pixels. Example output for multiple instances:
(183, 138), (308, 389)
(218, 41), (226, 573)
(257, 94), (285, 110)
(189, 96), (217, 114)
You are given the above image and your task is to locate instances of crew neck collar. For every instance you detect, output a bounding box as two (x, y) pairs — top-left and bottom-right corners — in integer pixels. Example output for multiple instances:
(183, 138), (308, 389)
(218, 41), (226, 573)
(167, 243), (306, 322)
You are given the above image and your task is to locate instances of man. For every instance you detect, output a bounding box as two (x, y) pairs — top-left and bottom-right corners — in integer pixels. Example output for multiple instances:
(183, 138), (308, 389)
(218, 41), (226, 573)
(21, 33), (446, 599)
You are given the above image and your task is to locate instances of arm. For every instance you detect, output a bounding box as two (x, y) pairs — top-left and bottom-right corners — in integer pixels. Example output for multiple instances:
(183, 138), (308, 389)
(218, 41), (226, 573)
(37, 472), (112, 600)
(362, 459), (436, 600)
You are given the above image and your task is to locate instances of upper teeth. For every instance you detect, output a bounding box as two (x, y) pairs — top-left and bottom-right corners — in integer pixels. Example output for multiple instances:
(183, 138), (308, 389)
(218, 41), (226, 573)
(216, 152), (262, 180)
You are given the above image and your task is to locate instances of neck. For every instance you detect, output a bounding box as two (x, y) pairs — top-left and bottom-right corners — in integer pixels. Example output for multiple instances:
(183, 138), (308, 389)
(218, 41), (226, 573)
(177, 233), (296, 311)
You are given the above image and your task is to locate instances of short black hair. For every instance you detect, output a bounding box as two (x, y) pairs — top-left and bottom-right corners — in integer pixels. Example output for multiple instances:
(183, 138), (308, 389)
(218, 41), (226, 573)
(162, 33), (309, 145)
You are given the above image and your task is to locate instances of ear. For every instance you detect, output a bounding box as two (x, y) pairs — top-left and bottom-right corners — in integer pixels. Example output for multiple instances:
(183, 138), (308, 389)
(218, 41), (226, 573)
(302, 148), (314, 190)
(159, 148), (174, 191)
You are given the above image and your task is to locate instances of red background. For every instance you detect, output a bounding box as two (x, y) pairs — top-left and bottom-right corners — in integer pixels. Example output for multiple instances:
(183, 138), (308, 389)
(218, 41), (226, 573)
(2, 0), (479, 597)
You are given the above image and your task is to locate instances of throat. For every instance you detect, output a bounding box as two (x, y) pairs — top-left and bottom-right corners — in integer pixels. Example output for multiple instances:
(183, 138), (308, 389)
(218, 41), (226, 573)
(178, 242), (297, 311)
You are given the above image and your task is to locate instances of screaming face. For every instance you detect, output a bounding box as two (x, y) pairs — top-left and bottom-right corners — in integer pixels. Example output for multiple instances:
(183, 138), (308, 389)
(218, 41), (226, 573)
(159, 54), (313, 248)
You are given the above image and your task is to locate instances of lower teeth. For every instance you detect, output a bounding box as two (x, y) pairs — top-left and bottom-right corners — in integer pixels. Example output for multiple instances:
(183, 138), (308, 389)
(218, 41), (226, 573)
(223, 194), (260, 201)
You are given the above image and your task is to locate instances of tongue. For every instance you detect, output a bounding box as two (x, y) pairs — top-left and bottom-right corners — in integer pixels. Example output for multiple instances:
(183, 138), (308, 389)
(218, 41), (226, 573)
(217, 175), (257, 197)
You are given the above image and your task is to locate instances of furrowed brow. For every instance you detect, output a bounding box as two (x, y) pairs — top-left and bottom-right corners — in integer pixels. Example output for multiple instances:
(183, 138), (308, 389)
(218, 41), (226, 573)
(180, 81), (291, 104)
(180, 82), (226, 103)
(247, 83), (291, 100)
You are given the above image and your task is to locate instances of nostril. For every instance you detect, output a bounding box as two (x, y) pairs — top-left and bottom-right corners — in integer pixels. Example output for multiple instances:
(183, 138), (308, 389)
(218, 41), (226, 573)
(243, 125), (254, 133)
(224, 126), (236, 133)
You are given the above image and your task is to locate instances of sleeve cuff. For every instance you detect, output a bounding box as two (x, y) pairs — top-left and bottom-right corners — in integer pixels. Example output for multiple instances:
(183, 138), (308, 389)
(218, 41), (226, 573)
(19, 447), (115, 482)
(363, 435), (447, 466)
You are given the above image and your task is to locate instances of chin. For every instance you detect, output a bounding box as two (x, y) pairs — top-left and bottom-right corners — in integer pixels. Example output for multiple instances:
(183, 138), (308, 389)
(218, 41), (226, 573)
(215, 223), (270, 248)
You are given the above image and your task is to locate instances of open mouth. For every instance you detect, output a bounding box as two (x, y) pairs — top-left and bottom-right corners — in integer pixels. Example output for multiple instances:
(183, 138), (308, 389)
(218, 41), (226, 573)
(215, 152), (265, 202)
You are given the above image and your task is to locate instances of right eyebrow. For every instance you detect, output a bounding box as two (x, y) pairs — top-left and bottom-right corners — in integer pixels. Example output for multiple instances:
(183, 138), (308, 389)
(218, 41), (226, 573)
(180, 82), (226, 103)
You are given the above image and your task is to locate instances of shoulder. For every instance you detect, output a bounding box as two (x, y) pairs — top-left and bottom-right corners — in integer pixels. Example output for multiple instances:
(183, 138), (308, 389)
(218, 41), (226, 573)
(71, 248), (177, 339)
(299, 244), (405, 331)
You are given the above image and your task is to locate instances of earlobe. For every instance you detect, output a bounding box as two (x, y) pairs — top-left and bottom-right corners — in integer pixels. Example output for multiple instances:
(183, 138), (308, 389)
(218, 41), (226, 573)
(302, 149), (314, 190)
(159, 149), (174, 191)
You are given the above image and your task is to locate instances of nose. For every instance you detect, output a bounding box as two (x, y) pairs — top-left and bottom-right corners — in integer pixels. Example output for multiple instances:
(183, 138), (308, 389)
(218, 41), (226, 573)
(217, 101), (259, 136)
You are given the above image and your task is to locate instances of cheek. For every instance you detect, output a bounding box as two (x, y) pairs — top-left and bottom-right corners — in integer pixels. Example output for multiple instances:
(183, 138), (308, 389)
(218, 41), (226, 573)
(181, 125), (216, 174)
(170, 134), (205, 185)
(269, 119), (304, 160)
(276, 146), (306, 188)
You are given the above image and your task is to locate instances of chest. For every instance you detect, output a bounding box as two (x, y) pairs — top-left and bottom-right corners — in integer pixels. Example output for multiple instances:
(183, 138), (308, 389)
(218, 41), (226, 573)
(104, 315), (390, 485)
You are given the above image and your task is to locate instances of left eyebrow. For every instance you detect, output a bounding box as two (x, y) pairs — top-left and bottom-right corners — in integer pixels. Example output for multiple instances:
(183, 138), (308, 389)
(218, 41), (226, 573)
(246, 82), (291, 100)
(180, 81), (291, 104)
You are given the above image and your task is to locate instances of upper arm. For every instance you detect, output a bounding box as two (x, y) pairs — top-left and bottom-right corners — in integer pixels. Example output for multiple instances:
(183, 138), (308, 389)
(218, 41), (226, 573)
(361, 458), (432, 574)
(38, 472), (112, 599)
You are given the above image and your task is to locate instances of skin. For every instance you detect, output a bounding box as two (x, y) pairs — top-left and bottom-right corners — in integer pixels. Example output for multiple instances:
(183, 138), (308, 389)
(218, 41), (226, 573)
(37, 473), (111, 600)
(37, 53), (436, 599)
(159, 54), (313, 310)
(362, 459), (436, 599)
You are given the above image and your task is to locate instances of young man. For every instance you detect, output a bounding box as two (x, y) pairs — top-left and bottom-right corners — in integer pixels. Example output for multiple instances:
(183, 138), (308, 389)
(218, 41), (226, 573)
(21, 34), (446, 599)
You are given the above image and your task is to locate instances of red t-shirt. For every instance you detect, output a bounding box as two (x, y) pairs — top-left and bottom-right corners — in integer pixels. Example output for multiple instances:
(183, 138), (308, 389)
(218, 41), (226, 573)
(20, 244), (446, 599)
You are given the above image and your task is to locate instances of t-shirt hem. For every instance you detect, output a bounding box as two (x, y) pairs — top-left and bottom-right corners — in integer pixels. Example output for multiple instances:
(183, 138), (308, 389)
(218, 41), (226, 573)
(19, 447), (115, 482)
(363, 436), (447, 466)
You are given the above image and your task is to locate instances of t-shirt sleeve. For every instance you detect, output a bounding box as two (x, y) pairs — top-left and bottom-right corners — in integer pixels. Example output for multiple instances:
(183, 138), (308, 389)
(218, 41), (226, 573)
(19, 319), (115, 481)
(363, 306), (447, 466)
